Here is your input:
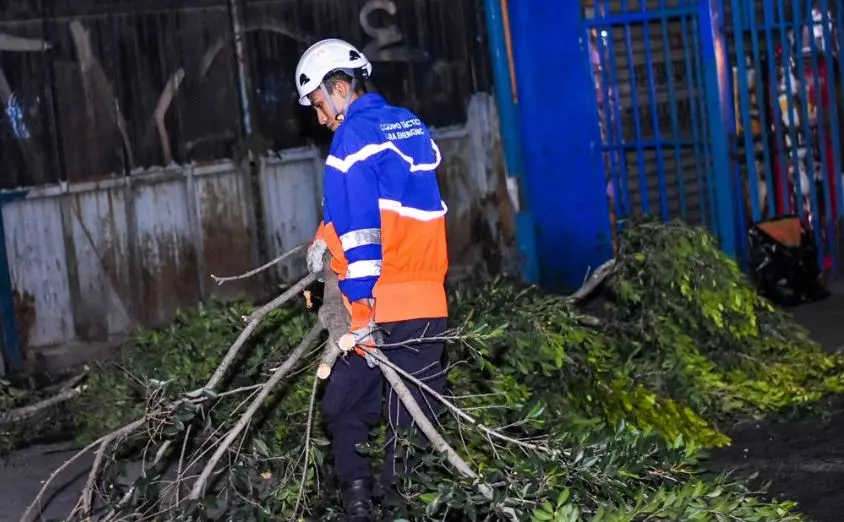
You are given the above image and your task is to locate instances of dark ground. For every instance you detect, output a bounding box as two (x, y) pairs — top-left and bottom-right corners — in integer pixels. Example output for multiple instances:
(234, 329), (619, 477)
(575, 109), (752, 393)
(704, 291), (844, 522)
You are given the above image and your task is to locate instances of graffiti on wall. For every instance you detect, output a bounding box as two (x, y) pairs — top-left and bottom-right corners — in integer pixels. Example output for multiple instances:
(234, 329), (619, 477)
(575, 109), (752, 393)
(0, 0), (491, 187)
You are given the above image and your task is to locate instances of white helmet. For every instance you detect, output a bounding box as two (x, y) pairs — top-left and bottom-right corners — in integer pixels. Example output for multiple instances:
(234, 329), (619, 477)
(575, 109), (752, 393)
(295, 38), (372, 106)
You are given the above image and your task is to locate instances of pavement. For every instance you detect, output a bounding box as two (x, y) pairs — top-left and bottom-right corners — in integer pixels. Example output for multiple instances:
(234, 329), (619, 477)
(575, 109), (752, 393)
(704, 290), (844, 522)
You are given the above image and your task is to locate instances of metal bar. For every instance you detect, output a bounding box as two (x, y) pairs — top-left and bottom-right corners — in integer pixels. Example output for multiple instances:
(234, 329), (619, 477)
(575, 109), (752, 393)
(774, 1), (804, 218)
(591, 14), (623, 225)
(729, 0), (761, 223)
(785, 0), (825, 269)
(688, 14), (715, 230)
(641, 14), (670, 219)
(585, 5), (695, 26)
(746, 0), (775, 217)
(833, 3), (844, 222)
(658, 0), (687, 220)
(698, 0), (737, 256)
(483, 0), (538, 284)
(600, 12), (634, 217)
(803, 2), (837, 271)
(763, 0), (790, 214)
(817, 0), (843, 225)
(621, 17), (651, 214)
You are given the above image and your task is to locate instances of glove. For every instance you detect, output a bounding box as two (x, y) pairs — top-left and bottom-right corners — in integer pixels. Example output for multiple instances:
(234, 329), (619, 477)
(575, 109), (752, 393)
(342, 300), (381, 369)
(306, 238), (328, 280)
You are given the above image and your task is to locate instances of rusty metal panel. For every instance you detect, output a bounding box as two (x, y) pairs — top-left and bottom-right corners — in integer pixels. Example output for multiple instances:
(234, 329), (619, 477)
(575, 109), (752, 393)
(191, 161), (258, 300)
(131, 170), (201, 326)
(432, 93), (517, 279)
(2, 197), (74, 350)
(258, 148), (322, 283)
(65, 186), (134, 341)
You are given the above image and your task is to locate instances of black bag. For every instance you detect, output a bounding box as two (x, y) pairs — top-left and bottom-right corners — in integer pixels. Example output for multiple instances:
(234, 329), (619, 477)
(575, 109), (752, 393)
(747, 215), (830, 307)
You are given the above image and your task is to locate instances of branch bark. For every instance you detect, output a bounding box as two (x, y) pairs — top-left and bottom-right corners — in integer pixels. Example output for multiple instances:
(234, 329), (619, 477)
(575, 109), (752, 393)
(188, 322), (324, 501)
(316, 252), (349, 380)
(205, 272), (316, 390)
(211, 243), (307, 286)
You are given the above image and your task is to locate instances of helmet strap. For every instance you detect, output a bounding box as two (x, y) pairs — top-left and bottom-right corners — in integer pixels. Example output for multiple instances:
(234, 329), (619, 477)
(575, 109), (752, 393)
(319, 76), (358, 123)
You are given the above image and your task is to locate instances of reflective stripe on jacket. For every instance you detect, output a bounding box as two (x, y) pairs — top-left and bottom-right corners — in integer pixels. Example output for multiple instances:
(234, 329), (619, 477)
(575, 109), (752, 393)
(316, 93), (449, 327)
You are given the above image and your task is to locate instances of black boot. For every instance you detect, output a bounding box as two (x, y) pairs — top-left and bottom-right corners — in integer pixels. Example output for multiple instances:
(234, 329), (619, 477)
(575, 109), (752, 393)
(340, 478), (374, 522)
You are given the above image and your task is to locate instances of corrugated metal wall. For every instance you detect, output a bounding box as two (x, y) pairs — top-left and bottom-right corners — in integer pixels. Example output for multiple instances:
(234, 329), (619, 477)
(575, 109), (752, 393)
(2, 92), (514, 357)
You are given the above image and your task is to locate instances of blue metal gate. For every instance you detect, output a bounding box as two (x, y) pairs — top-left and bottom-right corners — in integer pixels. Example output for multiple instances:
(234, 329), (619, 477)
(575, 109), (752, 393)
(583, 0), (844, 273)
(728, 1), (844, 273)
(584, 0), (736, 254)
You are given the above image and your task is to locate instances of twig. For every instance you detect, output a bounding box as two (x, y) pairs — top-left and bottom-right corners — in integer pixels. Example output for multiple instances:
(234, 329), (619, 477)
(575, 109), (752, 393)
(19, 418), (146, 522)
(376, 351), (494, 500)
(291, 375), (319, 521)
(188, 323), (324, 501)
(0, 387), (83, 425)
(71, 438), (108, 519)
(205, 272), (316, 390)
(211, 243), (308, 286)
(369, 348), (553, 454)
(244, 273), (318, 323)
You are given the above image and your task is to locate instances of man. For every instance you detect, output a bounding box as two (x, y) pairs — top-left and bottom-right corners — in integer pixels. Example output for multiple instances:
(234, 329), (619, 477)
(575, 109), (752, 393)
(295, 38), (449, 521)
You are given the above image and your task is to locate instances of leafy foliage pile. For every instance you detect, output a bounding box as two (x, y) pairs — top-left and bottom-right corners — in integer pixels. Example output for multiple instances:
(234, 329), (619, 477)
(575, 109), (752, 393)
(30, 220), (844, 521)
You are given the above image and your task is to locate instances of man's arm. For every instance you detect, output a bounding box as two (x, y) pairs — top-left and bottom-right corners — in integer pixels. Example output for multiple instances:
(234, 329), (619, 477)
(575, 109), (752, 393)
(323, 130), (383, 329)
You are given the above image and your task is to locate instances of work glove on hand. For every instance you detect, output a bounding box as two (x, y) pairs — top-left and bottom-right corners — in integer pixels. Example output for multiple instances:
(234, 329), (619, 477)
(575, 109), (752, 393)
(306, 238), (328, 281)
(341, 299), (381, 369)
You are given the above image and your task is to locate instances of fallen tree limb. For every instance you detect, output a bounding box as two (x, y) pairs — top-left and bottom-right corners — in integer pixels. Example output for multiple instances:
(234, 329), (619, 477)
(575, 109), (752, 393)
(206, 272), (316, 390)
(316, 252), (348, 380)
(377, 352), (494, 500)
(0, 386), (83, 425)
(369, 347), (553, 455)
(314, 253), (493, 499)
(188, 322), (324, 501)
(211, 243), (307, 286)
(19, 417), (147, 522)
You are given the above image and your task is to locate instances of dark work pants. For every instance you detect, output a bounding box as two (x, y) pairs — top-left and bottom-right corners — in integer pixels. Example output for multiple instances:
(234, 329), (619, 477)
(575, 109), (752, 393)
(321, 317), (447, 487)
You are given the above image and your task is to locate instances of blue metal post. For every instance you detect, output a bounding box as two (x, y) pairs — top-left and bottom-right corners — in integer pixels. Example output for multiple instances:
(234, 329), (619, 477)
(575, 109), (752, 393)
(698, 0), (738, 258)
(482, 0), (539, 284)
(507, 0), (613, 293)
(0, 191), (26, 374)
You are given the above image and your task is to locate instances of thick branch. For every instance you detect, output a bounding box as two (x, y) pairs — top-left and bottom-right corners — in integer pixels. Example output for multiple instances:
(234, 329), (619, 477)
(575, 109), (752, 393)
(188, 323), (324, 501)
(205, 272), (316, 390)
(0, 387), (83, 425)
(317, 252), (348, 379)
(376, 351), (493, 500)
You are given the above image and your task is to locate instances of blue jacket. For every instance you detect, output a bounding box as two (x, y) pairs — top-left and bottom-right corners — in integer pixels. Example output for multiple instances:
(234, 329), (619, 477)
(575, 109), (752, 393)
(321, 93), (450, 325)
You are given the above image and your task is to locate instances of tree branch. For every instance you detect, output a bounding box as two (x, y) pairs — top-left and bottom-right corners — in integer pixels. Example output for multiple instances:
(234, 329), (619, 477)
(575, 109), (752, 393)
(188, 323), (324, 501)
(211, 243), (307, 286)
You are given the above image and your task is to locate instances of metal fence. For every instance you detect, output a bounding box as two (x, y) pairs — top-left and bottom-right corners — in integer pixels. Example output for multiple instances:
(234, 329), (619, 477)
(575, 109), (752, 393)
(0, 0), (492, 187)
(582, 0), (844, 271)
(0, 93), (515, 373)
